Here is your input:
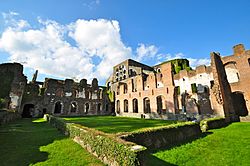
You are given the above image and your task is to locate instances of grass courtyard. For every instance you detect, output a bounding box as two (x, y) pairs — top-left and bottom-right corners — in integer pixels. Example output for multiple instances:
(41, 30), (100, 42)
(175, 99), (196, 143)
(63, 116), (177, 133)
(1, 115), (250, 166)
(149, 122), (250, 166)
(0, 118), (104, 166)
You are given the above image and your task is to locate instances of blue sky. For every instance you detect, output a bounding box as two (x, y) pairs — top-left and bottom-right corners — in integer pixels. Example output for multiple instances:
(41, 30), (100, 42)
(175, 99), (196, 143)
(0, 0), (250, 85)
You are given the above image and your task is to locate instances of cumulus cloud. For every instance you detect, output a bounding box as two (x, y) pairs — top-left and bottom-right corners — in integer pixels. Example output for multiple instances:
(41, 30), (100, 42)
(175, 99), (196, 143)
(0, 13), (131, 83)
(0, 12), (210, 84)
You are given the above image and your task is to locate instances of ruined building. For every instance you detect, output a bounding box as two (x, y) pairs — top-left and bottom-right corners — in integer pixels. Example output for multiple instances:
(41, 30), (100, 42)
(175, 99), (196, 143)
(0, 63), (26, 112)
(0, 63), (112, 117)
(108, 44), (250, 121)
(20, 77), (112, 117)
(1, 44), (249, 121)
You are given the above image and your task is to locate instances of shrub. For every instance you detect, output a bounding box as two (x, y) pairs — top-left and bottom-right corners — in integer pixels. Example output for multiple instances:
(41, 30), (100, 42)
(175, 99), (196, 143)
(44, 115), (146, 166)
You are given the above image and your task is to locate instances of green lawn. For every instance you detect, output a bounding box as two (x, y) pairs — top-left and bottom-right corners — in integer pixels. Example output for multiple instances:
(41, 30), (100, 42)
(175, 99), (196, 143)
(0, 118), (104, 166)
(150, 122), (250, 166)
(63, 116), (177, 133)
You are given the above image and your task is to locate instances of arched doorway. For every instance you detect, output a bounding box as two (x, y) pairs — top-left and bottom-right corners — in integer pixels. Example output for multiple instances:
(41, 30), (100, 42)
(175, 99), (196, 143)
(124, 100), (128, 112)
(97, 103), (101, 113)
(54, 101), (63, 114)
(232, 92), (248, 116)
(105, 103), (109, 112)
(22, 104), (34, 118)
(143, 97), (151, 113)
(70, 101), (78, 113)
(133, 98), (138, 113)
(156, 96), (163, 114)
(85, 103), (89, 114)
(116, 100), (120, 113)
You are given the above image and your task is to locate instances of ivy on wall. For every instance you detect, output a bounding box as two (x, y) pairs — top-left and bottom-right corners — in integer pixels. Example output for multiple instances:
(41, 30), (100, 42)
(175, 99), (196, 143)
(169, 59), (192, 74)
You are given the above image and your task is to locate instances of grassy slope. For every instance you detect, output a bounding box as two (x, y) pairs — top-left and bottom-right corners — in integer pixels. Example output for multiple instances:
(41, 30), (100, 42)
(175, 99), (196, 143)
(64, 116), (177, 133)
(0, 118), (104, 166)
(152, 122), (250, 166)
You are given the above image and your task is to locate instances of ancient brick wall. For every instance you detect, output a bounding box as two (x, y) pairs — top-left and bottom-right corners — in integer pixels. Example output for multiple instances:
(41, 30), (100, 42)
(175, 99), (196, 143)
(210, 52), (239, 122)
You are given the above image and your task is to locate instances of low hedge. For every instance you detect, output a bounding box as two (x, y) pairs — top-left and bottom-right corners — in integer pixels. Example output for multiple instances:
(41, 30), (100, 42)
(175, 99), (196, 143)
(120, 122), (202, 149)
(200, 117), (227, 132)
(44, 114), (146, 166)
(0, 110), (21, 125)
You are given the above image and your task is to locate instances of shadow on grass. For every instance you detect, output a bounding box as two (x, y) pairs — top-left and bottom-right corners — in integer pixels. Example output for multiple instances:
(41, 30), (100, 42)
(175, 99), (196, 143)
(150, 132), (213, 154)
(143, 153), (177, 166)
(0, 118), (65, 166)
(143, 132), (213, 166)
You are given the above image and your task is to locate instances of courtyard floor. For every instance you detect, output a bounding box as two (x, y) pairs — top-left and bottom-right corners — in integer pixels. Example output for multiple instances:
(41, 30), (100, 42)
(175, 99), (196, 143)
(63, 116), (177, 133)
(1, 116), (250, 166)
(0, 118), (104, 166)
(148, 122), (250, 166)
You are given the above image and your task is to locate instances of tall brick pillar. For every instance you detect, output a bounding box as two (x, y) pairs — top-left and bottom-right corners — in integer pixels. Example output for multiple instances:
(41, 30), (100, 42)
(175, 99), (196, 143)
(210, 52), (239, 122)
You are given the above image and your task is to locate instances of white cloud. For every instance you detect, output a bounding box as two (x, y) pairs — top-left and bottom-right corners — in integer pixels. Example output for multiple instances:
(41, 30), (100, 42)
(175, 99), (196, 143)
(0, 15), (131, 83)
(156, 52), (210, 67)
(0, 12), (211, 84)
(1, 11), (30, 30)
(135, 43), (158, 61)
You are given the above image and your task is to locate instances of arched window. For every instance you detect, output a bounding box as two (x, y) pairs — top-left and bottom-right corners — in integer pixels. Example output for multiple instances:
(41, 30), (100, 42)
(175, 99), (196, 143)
(124, 84), (128, 94)
(54, 101), (63, 114)
(143, 97), (151, 113)
(133, 98), (138, 113)
(22, 104), (34, 118)
(224, 61), (239, 83)
(85, 103), (89, 114)
(248, 58), (250, 66)
(124, 99), (128, 112)
(156, 96), (163, 114)
(116, 100), (120, 113)
(97, 103), (101, 113)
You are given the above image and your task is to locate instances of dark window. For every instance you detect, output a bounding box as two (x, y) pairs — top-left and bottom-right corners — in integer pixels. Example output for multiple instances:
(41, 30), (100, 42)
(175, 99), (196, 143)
(210, 81), (214, 89)
(124, 100), (128, 112)
(133, 99), (138, 113)
(124, 84), (128, 94)
(54, 102), (62, 114)
(143, 98), (151, 113)
(116, 100), (120, 113)
(85, 103), (89, 114)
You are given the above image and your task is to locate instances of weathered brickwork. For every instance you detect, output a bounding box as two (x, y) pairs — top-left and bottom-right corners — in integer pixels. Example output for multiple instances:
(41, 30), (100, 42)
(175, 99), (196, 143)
(110, 44), (249, 121)
(20, 77), (112, 117)
(0, 63), (26, 112)
(108, 59), (176, 119)
(0, 44), (249, 121)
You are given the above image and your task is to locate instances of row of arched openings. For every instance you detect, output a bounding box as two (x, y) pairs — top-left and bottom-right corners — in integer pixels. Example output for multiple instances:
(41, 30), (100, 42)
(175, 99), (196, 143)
(53, 101), (101, 114)
(116, 96), (165, 114)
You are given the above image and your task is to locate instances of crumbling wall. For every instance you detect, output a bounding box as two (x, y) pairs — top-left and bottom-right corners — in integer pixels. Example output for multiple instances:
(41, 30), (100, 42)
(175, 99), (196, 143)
(210, 52), (239, 122)
(0, 63), (26, 112)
